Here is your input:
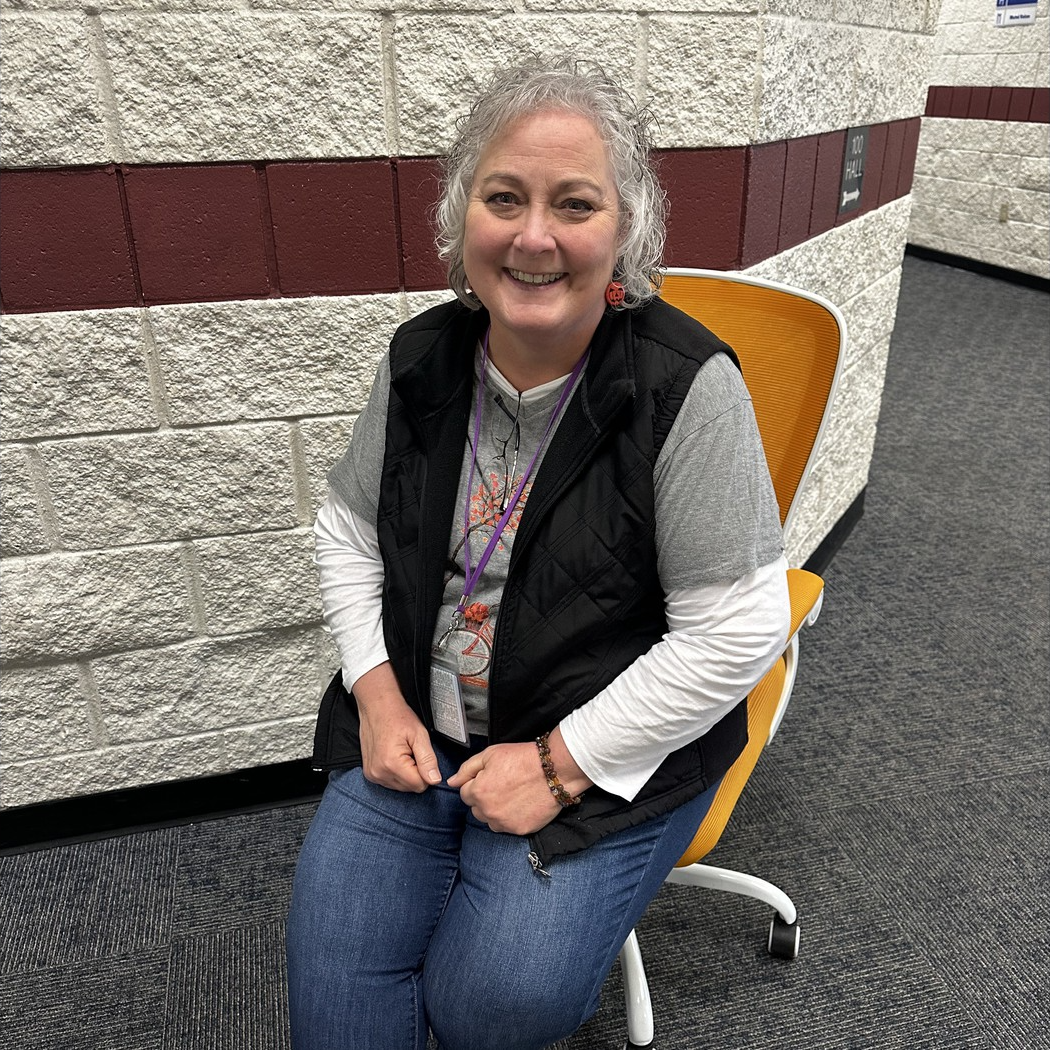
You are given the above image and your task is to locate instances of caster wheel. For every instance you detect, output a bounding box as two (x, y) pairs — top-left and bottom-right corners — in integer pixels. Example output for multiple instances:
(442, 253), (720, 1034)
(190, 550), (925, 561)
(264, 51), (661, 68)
(767, 913), (800, 959)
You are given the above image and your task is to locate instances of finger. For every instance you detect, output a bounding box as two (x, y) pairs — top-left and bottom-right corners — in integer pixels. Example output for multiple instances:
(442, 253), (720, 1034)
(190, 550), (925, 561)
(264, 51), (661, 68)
(446, 752), (486, 788)
(364, 747), (429, 792)
(473, 808), (496, 831)
(409, 734), (442, 786)
(364, 764), (423, 793)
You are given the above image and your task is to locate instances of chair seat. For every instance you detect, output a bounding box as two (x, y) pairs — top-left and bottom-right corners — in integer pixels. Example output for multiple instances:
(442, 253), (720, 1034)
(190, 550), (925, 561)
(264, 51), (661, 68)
(675, 656), (787, 867)
(675, 566), (825, 867)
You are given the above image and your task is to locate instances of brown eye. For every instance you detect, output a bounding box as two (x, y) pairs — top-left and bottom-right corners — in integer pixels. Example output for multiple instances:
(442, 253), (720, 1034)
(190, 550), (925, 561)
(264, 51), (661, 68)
(562, 199), (594, 214)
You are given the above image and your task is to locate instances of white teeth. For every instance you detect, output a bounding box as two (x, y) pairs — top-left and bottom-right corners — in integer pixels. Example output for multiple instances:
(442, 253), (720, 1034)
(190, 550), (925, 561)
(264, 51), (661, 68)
(509, 269), (565, 285)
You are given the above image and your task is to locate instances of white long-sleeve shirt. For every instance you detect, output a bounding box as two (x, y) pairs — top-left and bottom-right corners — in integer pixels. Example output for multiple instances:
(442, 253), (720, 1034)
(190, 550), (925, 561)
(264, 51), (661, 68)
(315, 490), (789, 801)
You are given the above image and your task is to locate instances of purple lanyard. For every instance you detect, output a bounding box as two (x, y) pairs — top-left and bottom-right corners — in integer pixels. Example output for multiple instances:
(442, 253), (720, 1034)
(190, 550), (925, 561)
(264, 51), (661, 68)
(455, 331), (588, 617)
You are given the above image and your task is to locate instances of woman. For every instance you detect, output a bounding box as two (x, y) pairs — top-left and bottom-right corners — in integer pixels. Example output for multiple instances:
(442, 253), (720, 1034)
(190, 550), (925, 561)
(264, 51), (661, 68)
(287, 58), (789, 1049)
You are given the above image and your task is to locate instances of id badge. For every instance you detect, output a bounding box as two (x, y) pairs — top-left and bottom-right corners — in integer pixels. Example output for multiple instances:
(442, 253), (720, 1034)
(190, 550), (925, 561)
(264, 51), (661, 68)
(429, 646), (469, 745)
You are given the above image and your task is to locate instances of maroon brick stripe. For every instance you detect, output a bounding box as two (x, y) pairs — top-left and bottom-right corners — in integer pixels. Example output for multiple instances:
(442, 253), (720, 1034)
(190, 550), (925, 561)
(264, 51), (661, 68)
(925, 85), (1050, 122)
(0, 117), (921, 314)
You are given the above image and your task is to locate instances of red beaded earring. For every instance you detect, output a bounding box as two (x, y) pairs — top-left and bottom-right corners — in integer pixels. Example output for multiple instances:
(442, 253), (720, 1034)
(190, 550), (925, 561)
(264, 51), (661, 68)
(605, 281), (626, 307)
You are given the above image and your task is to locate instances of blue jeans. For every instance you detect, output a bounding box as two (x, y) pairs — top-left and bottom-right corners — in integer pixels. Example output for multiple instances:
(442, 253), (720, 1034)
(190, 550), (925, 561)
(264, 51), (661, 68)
(286, 739), (718, 1050)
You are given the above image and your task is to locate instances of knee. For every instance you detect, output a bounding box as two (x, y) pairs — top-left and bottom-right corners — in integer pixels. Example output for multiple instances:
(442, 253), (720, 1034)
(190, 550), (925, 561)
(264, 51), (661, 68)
(424, 962), (595, 1050)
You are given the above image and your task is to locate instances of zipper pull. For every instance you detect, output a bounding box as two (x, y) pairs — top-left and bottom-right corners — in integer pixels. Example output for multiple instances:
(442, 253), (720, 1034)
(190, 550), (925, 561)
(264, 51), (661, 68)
(527, 851), (551, 878)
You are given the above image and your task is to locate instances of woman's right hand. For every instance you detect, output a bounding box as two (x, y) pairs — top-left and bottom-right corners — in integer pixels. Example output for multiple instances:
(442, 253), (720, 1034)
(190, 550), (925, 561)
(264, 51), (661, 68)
(353, 662), (442, 792)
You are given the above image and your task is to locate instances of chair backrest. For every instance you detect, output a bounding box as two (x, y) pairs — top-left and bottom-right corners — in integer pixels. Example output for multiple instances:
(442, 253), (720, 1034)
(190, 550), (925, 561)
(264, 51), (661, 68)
(659, 269), (846, 543)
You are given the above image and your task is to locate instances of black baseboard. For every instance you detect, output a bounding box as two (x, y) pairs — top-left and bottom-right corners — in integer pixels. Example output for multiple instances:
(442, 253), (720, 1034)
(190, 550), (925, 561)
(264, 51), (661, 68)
(1, 759), (326, 855)
(905, 244), (1050, 294)
(802, 488), (865, 577)
(2, 492), (866, 856)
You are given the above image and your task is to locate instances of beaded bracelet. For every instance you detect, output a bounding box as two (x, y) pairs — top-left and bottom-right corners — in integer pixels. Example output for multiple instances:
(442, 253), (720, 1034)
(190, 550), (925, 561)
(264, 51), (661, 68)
(536, 732), (583, 807)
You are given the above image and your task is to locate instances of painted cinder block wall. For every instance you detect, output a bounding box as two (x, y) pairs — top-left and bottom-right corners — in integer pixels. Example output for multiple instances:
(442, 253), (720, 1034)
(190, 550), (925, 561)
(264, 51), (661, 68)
(909, 0), (1050, 278)
(0, 2), (940, 808)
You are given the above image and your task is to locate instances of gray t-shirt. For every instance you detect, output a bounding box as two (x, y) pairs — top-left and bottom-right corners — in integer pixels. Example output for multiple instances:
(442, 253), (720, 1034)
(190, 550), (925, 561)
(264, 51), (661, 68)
(329, 344), (783, 734)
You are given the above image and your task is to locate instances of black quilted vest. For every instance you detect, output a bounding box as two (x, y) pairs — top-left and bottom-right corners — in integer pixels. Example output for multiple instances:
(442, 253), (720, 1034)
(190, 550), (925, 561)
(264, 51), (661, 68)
(312, 296), (749, 864)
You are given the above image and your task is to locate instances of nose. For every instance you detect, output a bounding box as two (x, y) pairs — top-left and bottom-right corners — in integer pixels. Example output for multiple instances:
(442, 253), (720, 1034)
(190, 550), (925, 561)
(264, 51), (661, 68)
(515, 204), (556, 255)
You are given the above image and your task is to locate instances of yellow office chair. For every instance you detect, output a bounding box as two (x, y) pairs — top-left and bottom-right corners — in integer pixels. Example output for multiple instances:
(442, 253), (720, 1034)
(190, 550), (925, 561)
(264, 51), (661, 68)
(617, 268), (846, 1049)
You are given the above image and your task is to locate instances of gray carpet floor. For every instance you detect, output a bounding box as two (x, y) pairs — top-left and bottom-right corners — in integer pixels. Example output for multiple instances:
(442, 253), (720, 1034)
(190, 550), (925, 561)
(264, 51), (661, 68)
(2, 255), (1047, 1050)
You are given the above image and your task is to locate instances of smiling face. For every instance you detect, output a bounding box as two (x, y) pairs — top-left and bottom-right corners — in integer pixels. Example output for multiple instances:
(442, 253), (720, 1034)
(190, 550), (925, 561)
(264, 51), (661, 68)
(462, 108), (621, 384)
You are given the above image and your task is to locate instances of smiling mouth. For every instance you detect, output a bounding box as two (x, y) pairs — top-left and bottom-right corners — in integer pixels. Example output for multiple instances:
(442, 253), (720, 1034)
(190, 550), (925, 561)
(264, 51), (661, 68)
(507, 269), (566, 286)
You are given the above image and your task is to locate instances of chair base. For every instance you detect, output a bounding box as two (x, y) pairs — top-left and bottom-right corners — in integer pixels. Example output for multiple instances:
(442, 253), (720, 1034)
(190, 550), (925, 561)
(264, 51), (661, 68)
(665, 861), (797, 925)
(619, 930), (655, 1049)
(618, 864), (800, 1046)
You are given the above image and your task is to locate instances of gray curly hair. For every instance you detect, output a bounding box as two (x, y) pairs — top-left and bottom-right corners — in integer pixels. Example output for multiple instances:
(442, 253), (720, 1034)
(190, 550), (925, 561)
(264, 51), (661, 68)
(435, 57), (666, 311)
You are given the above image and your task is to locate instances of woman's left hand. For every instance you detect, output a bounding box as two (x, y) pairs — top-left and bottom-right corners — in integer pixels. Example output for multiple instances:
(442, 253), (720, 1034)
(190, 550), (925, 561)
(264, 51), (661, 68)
(447, 728), (593, 835)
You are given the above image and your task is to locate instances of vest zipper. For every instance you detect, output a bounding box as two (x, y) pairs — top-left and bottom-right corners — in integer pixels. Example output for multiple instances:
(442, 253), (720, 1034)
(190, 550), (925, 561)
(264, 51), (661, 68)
(527, 837), (551, 877)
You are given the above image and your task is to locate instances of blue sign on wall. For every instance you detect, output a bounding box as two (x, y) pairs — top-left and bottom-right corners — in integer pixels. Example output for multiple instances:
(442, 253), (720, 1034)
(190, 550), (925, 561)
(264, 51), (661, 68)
(995, 0), (1038, 27)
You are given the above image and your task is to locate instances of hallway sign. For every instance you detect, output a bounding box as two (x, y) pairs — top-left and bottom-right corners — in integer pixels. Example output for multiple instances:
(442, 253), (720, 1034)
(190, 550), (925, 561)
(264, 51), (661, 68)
(839, 126), (868, 215)
(995, 0), (1037, 26)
